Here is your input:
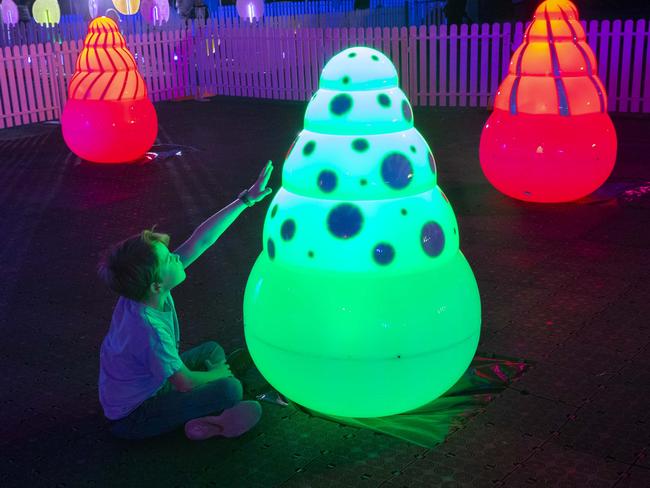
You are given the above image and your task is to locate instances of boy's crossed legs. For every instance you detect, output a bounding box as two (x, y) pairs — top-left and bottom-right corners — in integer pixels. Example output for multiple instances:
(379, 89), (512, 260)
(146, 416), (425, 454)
(110, 342), (260, 440)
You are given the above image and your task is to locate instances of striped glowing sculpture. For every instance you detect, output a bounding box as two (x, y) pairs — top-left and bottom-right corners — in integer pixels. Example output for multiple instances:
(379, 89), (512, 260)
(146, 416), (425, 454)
(1, 0), (19, 26)
(244, 47), (481, 418)
(61, 17), (157, 163)
(479, 0), (617, 202)
(32, 0), (60, 26)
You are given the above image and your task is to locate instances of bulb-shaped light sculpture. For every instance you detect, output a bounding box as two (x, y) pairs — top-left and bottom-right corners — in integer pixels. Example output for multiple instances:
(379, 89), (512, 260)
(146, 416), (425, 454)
(32, 0), (61, 26)
(141, 0), (169, 25)
(244, 47), (481, 418)
(61, 16), (157, 163)
(479, 0), (617, 202)
(112, 0), (140, 15)
(1, 0), (19, 26)
(236, 0), (264, 22)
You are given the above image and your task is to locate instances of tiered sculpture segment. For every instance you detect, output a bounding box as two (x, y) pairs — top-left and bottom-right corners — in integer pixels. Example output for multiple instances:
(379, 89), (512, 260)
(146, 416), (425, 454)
(61, 16), (157, 163)
(479, 0), (617, 202)
(244, 47), (481, 418)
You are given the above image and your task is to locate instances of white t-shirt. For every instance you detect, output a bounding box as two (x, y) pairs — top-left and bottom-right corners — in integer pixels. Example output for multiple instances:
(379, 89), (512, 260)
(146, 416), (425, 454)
(99, 295), (184, 420)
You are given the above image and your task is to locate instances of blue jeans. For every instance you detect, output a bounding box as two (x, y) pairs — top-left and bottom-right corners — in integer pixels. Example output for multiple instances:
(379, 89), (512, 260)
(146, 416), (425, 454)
(110, 342), (243, 440)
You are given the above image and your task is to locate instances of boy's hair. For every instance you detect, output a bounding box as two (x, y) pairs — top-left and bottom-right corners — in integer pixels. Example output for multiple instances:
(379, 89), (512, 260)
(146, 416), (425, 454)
(98, 229), (171, 301)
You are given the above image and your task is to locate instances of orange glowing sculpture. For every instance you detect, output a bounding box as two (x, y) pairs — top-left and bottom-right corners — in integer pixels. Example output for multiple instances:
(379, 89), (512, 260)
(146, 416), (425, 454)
(479, 0), (617, 202)
(61, 17), (157, 163)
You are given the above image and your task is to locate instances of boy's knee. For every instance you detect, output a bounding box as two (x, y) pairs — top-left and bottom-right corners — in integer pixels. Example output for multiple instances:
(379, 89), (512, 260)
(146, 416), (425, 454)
(220, 377), (243, 404)
(205, 342), (225, 362)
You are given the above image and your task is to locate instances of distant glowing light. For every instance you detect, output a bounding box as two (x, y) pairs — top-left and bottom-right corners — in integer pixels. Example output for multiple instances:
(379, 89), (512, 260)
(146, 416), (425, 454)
(88, 0), (98, 18)
(236, 0), (264, 22)
(141, 0), (169, 25)
(1, 0), (19, 26)
(112, 0), (140, 15)
(32, 0), (61, 26)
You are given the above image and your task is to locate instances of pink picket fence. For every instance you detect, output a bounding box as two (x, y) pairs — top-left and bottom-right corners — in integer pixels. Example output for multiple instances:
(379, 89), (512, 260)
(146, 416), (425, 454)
(1, 18), (649, 129)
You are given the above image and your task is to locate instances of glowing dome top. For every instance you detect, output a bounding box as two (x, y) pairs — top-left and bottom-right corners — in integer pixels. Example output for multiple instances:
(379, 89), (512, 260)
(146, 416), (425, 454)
(304, 48), (412, 135)
(266, 46), (456, 274)
(493, 0), (606, 116)
(67, 17), (148, 101)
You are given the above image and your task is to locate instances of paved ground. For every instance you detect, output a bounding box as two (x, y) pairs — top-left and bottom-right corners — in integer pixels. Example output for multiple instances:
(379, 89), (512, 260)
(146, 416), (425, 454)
(0, 98), (649, 487)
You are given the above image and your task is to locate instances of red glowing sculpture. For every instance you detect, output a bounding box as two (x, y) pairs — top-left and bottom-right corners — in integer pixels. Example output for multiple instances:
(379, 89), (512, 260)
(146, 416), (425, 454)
(61, 16), (157, 163)
(479, 0), (617, 202)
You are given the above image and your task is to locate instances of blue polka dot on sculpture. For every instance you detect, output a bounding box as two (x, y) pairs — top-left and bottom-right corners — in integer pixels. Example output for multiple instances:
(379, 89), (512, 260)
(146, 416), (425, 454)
(330, 94), (353, 115)
(271, 205), (278, 218)
(373, 243), (395, 265)
(352, 139), (369, 152)
(327, 204), (363, 239)
(377, 94), (391, 107)
(318, 170), (337, 193)
(402, 100), (412, 122)
(267, 238), (276, 259)
(381, 153), (413, 189)
(421, 222), (445, 257)
(280, 219), (296, 241)
(303, 141), (316, 156)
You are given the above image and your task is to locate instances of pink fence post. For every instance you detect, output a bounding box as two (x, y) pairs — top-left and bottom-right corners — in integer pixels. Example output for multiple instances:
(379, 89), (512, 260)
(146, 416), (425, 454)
(448, 23), (457, 107)
(479, 23), (490, 107)
(644, 20), (650, 113)
(607, 20), (622, 112)
(459, 23), (468, 107)
(418, 24), (427, 107)
(618, 19), (635, 113)
(628, 19), (645, 113)
(488, 22), (501, 109)
(469, 23), (478, 107)
(0, 46), (14, 128)
(428, 24), (437, 107)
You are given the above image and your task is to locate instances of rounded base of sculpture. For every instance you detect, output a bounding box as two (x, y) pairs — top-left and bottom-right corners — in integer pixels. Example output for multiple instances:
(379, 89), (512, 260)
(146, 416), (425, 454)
(61, 98), (158, 164)
(479, 110), (617, 203)
(244, 252), (481, 418)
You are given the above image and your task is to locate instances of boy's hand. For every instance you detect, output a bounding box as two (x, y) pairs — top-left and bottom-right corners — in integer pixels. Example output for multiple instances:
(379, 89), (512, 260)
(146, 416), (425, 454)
(246, 160), (274, 204)
(205, 359), (233, 380)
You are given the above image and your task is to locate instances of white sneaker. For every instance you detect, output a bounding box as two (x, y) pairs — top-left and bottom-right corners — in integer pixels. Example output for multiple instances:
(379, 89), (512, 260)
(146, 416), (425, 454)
(184, 401), (262, 441)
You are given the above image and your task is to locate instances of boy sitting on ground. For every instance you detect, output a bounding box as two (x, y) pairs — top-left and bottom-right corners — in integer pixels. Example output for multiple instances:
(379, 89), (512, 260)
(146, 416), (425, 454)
(97, 161), (273, 441)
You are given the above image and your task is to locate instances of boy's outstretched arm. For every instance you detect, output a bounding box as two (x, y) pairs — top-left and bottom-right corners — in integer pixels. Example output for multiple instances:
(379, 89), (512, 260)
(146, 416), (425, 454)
(175, 161), (273, 268)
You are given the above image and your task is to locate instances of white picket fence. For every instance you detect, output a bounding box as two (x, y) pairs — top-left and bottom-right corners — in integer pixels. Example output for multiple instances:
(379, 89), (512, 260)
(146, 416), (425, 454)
(1, 18), (649, 129)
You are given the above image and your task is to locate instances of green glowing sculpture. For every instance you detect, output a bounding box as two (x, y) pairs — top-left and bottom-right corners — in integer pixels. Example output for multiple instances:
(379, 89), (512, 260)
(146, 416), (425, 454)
(244, 47), (481, 418)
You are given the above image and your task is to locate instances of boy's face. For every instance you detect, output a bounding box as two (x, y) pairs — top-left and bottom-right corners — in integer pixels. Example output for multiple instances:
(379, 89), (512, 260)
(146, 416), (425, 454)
(152, 241), (186, 292)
